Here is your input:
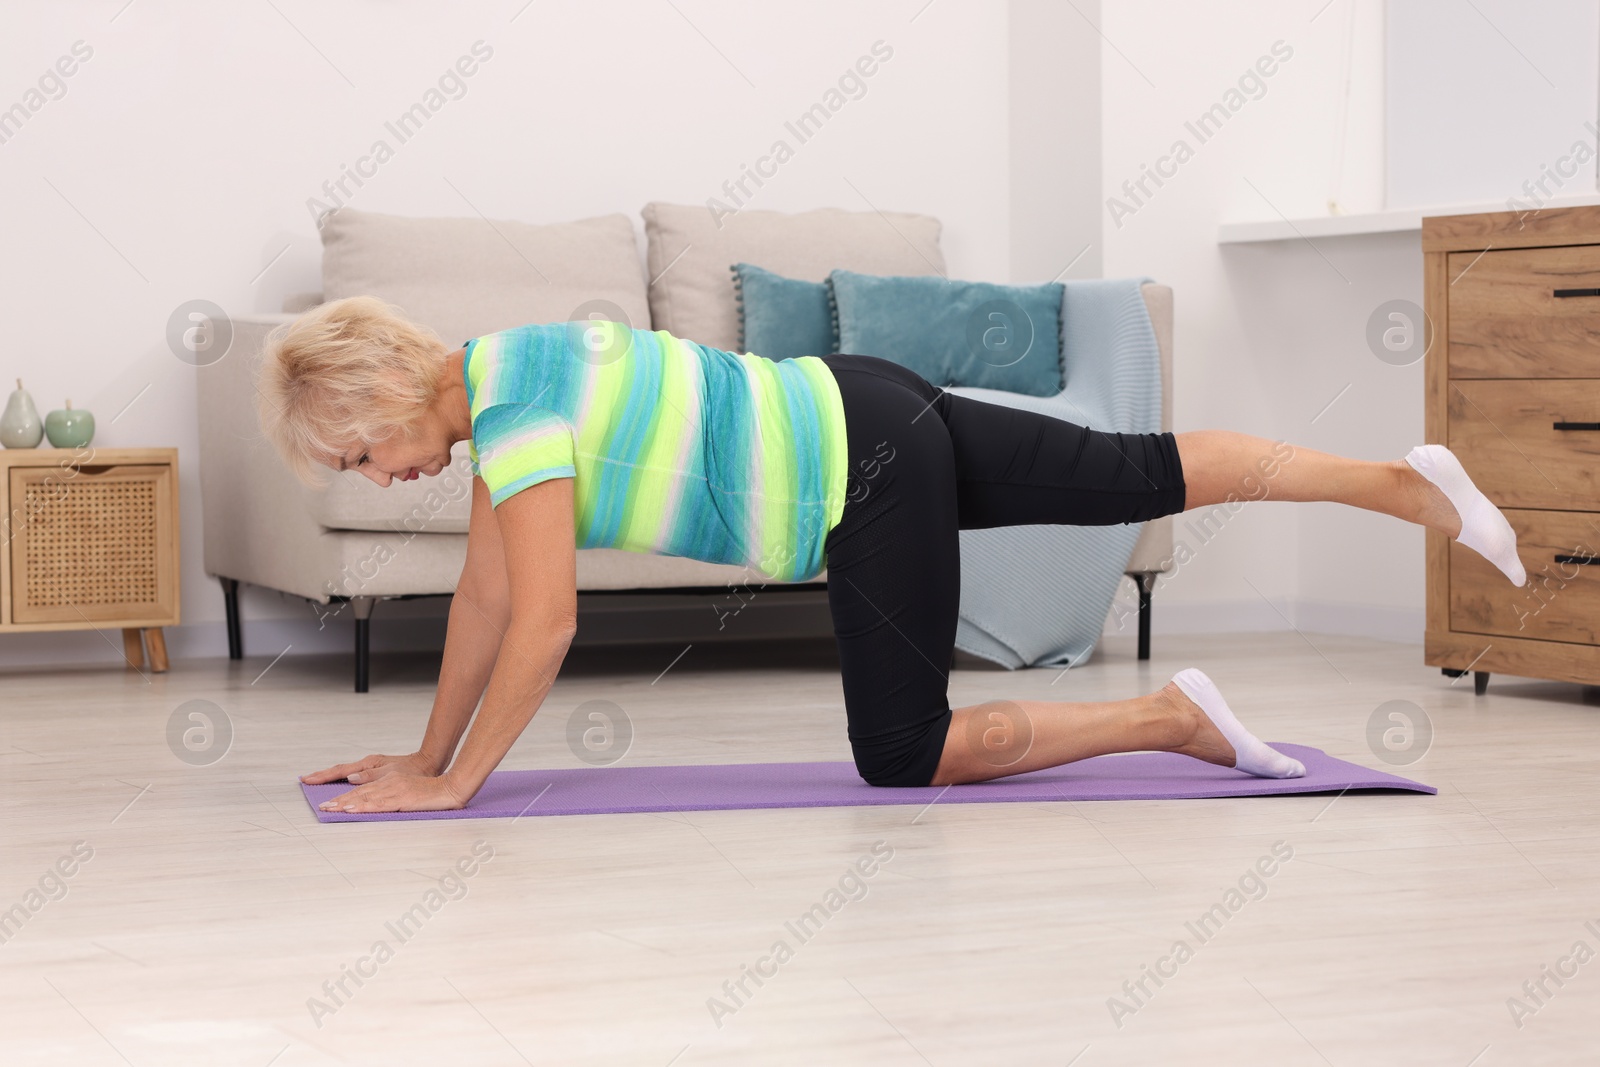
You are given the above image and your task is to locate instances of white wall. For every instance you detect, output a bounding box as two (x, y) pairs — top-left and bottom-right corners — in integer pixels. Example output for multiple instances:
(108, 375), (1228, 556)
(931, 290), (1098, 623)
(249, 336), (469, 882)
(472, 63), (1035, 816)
(4, 0), (1434, 670)
(1009, 0), (1102, 282)
(1096, 0), (1426, 646)
(1387, 0), (1600, 209)
(0, 0), (1022, 667)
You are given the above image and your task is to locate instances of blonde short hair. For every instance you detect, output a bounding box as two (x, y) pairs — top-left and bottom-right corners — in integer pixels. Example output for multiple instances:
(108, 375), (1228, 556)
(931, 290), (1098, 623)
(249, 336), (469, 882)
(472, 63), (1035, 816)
(257, 296), (450, 488)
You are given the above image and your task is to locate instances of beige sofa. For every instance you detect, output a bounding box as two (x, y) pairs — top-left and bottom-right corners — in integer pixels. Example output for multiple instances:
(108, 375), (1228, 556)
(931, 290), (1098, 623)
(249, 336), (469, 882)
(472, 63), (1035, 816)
(196, 204), (1174, 689)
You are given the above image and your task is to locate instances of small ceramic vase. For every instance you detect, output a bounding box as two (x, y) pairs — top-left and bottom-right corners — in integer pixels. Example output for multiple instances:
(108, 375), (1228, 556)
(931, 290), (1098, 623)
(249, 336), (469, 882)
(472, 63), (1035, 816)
(0, 379), (44, 449)
(45, 399), (95, 448)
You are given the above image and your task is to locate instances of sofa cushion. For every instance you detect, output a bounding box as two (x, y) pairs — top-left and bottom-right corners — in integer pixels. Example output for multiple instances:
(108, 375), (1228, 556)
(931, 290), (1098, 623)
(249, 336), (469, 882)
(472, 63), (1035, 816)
(829, 269), (1065, 396)
(313, 207), (649, 534)
(642, 202), (945, 352)
(320, 206), (650, 350)
(732, 262), (836, 359)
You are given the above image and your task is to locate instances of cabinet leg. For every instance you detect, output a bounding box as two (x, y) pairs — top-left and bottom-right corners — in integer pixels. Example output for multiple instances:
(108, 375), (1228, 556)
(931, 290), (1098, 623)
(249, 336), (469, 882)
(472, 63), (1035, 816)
(1441, 667), (1466, 678)
(121, 628), (146, 671)
(145, 628), (169, 673)
(1474, 670), (1490, 696)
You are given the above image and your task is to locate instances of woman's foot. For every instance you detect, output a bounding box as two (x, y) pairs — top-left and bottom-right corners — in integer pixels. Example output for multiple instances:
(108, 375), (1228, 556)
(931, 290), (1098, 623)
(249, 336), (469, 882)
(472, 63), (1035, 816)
(1159, 668), (1305, 778)
(1402, 444), (1526, 586)
(1397, 456), (1461, 539)
(1159, 680), (1237, 769)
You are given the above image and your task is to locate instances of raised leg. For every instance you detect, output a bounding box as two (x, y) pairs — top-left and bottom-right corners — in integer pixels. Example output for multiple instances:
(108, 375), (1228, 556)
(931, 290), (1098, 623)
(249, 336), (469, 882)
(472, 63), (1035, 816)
(1174, 430), (1461, 536)
(351, 596), (376, 693)
(219, 576), (242, 660)
(145, 628), (169, 673)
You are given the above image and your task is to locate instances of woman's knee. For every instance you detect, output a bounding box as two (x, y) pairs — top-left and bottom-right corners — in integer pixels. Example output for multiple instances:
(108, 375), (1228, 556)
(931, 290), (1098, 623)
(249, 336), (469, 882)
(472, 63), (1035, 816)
(851, 710), (953, 788)
(1100, 430), (1186, 522)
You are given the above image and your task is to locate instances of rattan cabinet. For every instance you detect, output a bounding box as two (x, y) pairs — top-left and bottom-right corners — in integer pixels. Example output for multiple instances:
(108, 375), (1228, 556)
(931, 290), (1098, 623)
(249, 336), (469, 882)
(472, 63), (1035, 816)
(1422, 206), (1600, 694)
(1, 447), (179, 671)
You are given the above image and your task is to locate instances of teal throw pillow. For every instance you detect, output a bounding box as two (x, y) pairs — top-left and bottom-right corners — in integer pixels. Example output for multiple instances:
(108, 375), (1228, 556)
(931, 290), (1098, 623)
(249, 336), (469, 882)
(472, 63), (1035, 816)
(828, 269), (1064, 396)
(731, 263), (836, 360)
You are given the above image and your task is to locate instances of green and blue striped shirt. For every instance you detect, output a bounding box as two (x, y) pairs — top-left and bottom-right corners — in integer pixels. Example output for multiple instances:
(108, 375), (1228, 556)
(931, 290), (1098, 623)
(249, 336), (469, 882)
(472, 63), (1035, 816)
(463, 321), (849, 583)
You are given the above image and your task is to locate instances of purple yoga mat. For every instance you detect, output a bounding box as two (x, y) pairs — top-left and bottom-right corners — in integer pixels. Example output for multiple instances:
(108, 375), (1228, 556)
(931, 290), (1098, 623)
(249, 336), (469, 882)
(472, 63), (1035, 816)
(298, 742), (1433, 823)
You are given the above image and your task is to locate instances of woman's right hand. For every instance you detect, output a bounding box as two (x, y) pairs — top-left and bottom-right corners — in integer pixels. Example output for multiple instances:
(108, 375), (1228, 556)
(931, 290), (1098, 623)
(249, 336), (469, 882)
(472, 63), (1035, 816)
(300, 751), (441, 786)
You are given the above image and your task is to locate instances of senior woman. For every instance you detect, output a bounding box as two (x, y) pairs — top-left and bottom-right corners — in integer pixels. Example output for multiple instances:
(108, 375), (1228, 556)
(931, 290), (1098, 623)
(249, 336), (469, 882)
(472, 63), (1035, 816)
(264, 296), (1525, 814)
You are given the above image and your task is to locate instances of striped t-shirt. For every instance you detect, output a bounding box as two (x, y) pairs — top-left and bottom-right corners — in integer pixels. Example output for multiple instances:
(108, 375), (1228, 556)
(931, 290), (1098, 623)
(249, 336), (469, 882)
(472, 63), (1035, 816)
(462, 321), (850, 583)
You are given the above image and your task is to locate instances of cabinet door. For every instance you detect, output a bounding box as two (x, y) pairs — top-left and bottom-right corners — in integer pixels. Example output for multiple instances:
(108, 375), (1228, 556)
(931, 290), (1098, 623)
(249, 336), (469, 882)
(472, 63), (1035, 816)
(1447, 378), (1600, 510)
(1448, 245), (1600, 378)
(8, 464), (178, 625)
(1450, 508), (1600, 644)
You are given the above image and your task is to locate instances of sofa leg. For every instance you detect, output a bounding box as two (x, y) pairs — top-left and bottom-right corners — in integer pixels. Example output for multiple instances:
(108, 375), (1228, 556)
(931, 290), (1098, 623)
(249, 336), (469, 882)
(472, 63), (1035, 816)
(220, 577), (243, 661)
(351, 596), (376, 693)
(1135, 572), (1156, 661)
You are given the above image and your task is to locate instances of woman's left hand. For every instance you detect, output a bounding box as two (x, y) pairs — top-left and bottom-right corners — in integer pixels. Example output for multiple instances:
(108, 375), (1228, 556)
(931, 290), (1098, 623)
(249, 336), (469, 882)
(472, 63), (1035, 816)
(317, 773), (468, 814)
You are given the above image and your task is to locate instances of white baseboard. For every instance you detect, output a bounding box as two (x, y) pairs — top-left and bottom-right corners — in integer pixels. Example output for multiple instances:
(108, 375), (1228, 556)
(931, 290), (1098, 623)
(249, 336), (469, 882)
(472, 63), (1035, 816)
(1103, 596), (1424, 646)
(0, 614), (451, 671)
(0, 590), (837, 671)
(0, 593), (1425, 673)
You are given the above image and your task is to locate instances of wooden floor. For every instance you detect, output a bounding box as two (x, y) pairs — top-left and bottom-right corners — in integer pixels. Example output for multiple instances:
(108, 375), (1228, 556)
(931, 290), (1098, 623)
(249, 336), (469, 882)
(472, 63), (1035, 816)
(2, 629), (1597, 1066)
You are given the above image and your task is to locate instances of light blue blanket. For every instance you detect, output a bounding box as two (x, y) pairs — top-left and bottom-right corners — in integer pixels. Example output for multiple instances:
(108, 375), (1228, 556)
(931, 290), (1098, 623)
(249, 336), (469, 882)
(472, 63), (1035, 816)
(946, 277), (1162, 669)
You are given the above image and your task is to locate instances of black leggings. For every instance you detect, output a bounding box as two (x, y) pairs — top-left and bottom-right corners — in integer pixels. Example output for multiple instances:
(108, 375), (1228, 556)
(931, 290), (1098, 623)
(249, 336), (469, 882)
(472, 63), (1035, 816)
(818, 354), (1188, 788)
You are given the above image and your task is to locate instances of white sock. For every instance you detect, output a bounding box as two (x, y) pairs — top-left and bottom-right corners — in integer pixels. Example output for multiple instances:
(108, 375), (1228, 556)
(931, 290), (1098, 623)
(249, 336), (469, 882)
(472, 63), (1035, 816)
(1404, 443), (1526, 586)
(1171, 668), (1305, 779)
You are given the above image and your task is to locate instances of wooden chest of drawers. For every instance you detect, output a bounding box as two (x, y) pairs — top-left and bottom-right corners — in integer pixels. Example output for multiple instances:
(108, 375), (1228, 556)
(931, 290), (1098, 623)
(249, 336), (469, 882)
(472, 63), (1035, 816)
(1423, 207), (1600, 691)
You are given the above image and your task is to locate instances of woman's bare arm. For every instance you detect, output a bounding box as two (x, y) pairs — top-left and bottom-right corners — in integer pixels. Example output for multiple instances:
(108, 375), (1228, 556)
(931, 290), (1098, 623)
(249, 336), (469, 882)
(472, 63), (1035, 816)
(417, 474), (515, 770)
(302, 474), (512, 787)
(440, 474), (577, 799)
(316, 476), (578, 813)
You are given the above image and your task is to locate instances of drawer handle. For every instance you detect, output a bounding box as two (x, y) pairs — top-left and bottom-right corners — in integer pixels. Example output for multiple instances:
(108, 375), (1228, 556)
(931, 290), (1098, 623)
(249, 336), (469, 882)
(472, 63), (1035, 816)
(1553, 288), (1600, 298)
(1553, 421), (1600, 431)
(1555, 553), (1600, 565)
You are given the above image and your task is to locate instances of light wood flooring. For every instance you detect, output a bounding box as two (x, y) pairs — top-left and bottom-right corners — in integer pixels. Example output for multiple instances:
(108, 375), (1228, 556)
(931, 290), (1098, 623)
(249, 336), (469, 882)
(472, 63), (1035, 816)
(2, 630), (1597, 1065)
